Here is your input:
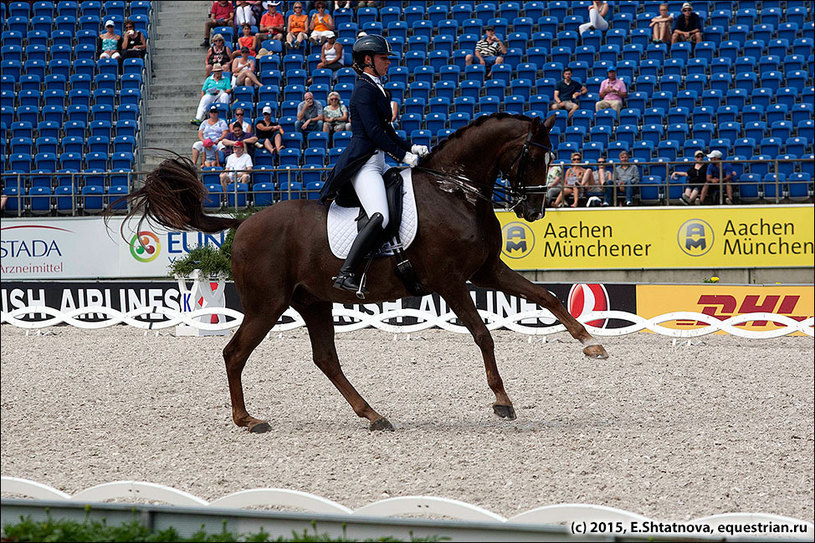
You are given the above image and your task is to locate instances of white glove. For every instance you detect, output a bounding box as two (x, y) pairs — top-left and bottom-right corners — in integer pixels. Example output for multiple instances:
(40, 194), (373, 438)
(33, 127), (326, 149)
(411, 144), (429, 157)
(403, 151), (419, 168)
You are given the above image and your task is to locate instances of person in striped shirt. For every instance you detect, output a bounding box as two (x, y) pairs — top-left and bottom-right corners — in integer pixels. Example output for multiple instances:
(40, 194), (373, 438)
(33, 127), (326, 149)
(465, 25), (506, 77)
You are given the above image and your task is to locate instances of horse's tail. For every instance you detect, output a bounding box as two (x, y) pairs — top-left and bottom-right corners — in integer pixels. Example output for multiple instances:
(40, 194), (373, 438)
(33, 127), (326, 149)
(112, 154), (244, 235)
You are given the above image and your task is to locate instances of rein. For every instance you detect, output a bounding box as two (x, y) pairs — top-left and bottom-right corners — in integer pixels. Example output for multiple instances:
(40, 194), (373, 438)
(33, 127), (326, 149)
(416, 123), (552, 211)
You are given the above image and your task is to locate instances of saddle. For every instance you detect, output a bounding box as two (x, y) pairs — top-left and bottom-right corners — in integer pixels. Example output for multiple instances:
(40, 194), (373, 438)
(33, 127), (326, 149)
(334, 168), (427, 296)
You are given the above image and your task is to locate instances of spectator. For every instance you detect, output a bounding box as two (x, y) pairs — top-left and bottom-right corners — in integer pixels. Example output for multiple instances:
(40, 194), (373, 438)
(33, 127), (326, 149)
(202, 137), (220, 167)
(649, 3), (673, 44)
(578, 1), (609, 36)
(235, 0), (256, 27)
(550, 67), (587, 120)
(202, 0), (234, 48)
(356, 1), (379, 7)
(255, 106), (285, 154)
(205, 34), (232, 77)
(545, 161), (564, 208)
(554, 152), (586, 208)
(219, 140), (253, 191)
(672, 2), (703, 45)
(255, 1), (285, 51)
(191, 63), (231, 125)
(231, 46), (262, 87)
(120, 19), (146, 60)
(221, 121), (259, 157)
(192, 105), (229, 166)
(233, 24), (256, 58)
(612, 150), (639, 206)
(317, 31), (344, 72)
(465, 25), (506, 77)
(285, 2), (309, 49)
(335, 0), (353, 8)
(309, 1), (335, 46)
(672, 149), (707, 205)
(701, 150), (737, 204)
(230, 107), (253, 134)
(582, 156), (613, 206)
(390, 99), (400, 129)
(595, 66), (626, 113)
(295, 91), (324, 133)
(98, 20), (121, 60)
(323, 91), (351, 135)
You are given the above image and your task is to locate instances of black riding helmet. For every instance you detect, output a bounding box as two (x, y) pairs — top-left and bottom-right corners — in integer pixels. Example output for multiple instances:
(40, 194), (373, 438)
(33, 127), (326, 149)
(352, 34), (397, 74)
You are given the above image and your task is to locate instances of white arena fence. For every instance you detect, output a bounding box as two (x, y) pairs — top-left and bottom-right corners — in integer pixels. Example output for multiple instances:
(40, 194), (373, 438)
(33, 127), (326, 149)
(1, 304), (812, 339)
(2, 477), (812, 542)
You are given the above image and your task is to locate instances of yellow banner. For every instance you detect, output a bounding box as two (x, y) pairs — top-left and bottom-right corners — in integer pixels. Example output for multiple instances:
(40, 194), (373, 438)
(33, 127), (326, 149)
(498, 206), (815, 269)
(636, 285), (814, 333)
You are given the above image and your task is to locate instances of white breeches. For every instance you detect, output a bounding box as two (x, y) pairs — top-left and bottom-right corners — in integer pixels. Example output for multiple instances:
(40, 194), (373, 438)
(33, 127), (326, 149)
(350, 151), (389, 229)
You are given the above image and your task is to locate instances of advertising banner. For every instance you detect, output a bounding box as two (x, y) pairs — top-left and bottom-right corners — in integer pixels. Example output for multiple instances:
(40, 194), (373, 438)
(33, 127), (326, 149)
(1, 217), (230, 280)
(636, 284), (815, 334)
(498, 205), (815, 270)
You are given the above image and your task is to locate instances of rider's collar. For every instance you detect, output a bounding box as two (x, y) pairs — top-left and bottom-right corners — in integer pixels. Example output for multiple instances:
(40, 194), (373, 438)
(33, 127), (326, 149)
(363, 72), (383, 85)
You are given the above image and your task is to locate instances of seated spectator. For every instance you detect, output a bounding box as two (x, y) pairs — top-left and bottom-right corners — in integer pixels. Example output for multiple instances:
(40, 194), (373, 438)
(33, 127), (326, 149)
(390, 99), (400, 130)
(219, 140), (253, 191)
(235, 0), (256, 28)
(295, 91), (324, 133)
(191, 63), (232, 125)
(554, 153), (586, 208)
(256, 106), (285, 154)
(595, 66), (626, 113)
(672, 149), (707, 205)
(317, 32), (344, 72)
(202, 137), (220, 167)
(649, 3), (673, 44)
(612, 150), (639, 206)
(98, 20), (121, 60)
(231, 107), (254, 134)
(202, 0), (234, 48)
(286, 2), (309, 49)
(121, 19), (146, 59)
(205, 34), (233, 77)
(582, 156), (613, 206)
(672, 2), (703, 45)
(545, 162), (564, 208)
(233, 24), (256, 58)
(309, 1), (335, 45)
(550, 67), (587, 120)
(701, 150), (737, 204)
(465, 25), (506, 77)
(578, 1), (609, 36)
(323, 92), (351, 135)
(334, 0), (353, 8)
(192, 105), (229, 166)
(221, 121), (259, 157)
(231, 47), (262, 87)
(255, 1), (285, 50)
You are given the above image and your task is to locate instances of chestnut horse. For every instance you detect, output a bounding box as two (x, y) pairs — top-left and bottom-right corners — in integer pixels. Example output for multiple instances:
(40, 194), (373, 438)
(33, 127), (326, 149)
(120, 113), (608, 433)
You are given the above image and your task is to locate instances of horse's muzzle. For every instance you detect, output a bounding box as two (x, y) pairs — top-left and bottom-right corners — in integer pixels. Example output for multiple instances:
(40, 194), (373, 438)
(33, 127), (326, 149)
(517, 202), (543, 222)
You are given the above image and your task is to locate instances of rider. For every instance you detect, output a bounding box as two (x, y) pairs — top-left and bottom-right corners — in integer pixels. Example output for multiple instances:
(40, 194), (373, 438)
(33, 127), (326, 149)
(320, 34), (429, 294)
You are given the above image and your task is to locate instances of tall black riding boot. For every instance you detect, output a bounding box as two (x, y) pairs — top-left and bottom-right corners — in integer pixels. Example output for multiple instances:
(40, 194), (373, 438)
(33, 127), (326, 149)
(333, 212), (385, 296)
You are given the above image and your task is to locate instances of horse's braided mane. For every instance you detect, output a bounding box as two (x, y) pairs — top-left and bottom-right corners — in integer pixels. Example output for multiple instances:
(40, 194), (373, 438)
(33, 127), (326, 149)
(420, 112), (534, 164)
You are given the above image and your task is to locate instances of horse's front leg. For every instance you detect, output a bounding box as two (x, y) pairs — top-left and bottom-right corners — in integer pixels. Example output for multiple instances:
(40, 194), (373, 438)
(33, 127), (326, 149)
(472, 260), (609, 359)
(437, 284), (516, 420)
(293, 301), (394, 431)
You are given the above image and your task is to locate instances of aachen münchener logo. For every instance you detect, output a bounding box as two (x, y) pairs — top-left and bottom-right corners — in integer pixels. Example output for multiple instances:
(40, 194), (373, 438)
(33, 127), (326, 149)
(677, 219), (714, 256)
(502, 222), (535, 259)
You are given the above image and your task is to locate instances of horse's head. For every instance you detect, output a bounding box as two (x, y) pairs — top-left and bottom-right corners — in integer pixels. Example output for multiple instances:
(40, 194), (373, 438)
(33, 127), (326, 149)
(505, 114), (557, 222)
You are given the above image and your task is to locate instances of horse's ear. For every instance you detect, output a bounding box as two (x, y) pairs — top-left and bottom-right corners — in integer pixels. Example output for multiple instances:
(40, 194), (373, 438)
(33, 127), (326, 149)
(542, 113), (557, 131)
(530, 116), (542, 133)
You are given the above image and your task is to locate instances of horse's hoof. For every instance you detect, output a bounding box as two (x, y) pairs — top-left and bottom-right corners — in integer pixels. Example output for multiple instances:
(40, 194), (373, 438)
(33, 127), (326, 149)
(493, 404), (517, 420)
(370, 417), (394, 432)
(248, 421), (271, 433)
(583, 344), (609, 359)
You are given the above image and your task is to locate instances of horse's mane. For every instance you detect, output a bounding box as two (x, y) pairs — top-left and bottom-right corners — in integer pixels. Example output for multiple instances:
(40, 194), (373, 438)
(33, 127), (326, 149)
(420, 112), (535, 165)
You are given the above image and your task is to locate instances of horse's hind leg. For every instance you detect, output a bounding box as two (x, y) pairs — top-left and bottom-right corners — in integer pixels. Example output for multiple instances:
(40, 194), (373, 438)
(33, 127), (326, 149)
(293, 301), (394, 431)
(223, 304), (287, 433)
(473, 261), (608, 359)
(437, 284), (516, 420)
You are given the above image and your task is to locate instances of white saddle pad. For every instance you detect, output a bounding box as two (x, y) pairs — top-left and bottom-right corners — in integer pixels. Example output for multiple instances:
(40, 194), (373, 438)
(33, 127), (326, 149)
(327, 168), (418, 259)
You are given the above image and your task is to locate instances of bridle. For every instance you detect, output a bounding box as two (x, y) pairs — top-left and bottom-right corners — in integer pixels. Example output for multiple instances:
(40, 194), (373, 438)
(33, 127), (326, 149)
(417, 122), (552, 212)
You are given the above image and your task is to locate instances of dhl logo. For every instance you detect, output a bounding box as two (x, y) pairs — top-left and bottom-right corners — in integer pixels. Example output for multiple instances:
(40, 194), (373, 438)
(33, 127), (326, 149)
(677, 295), (808, 327)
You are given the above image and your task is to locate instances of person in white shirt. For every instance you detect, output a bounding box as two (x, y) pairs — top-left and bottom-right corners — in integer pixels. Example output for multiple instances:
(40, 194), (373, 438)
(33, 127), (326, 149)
(219, 140), (253, 190)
